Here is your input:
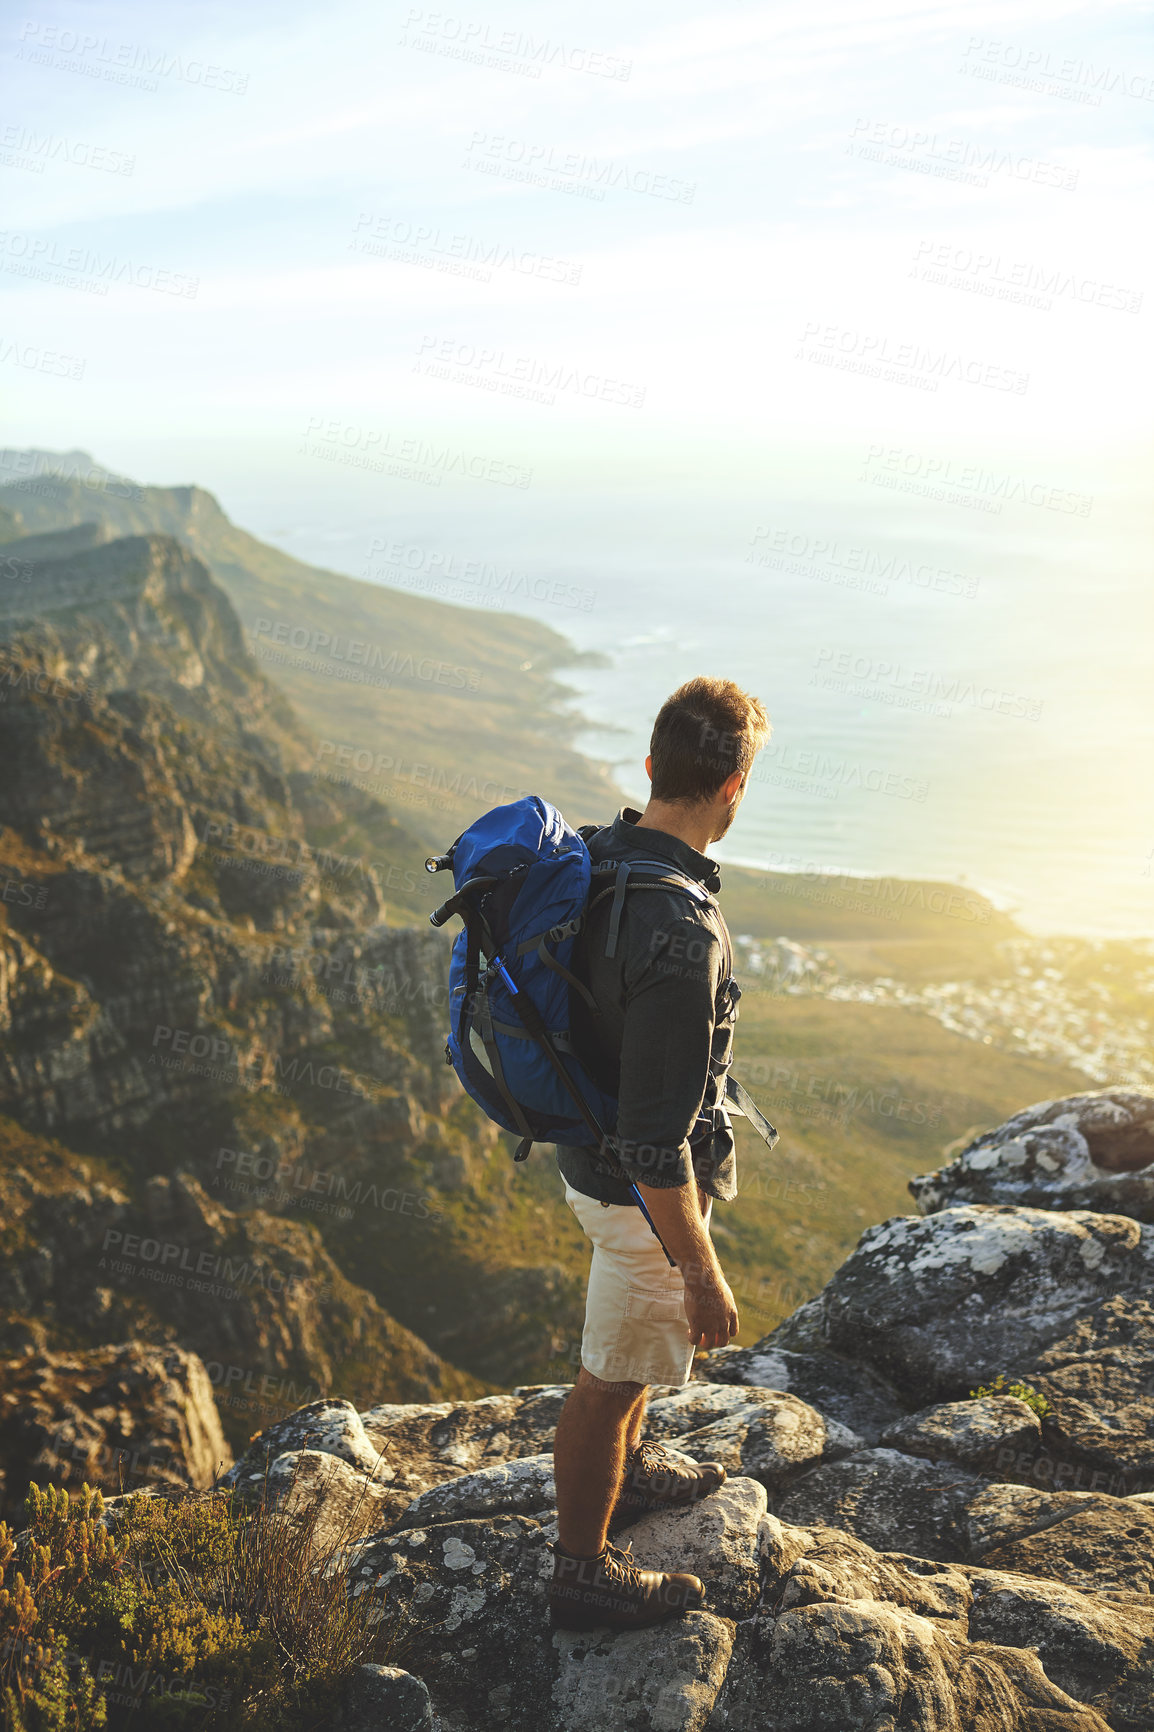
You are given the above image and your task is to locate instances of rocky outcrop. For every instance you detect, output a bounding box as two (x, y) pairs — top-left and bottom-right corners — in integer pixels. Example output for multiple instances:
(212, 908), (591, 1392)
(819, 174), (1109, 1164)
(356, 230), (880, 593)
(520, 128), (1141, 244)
(0, 531), (293, 749)
(0, 1155), (477, 1458)
(0, 520), (527, 1436)
(13, 1167), (1143, 1725)
(813, 1206), (1154, 1456)
(209, 1189), (1154, 1727)
(210, 1367), (1154, 1731)
(0, 1340), (227, 1520)
(879, 1392), (1043, 1470)
(911, 1089), (1154, 1218)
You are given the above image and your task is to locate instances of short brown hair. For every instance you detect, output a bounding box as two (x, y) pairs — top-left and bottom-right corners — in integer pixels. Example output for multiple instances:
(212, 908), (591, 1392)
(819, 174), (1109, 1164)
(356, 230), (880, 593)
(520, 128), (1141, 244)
(649, 677), (771, 803)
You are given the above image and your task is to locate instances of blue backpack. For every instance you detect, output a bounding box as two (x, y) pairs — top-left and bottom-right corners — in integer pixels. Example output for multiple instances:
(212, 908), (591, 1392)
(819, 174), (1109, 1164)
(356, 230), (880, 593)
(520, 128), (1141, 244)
(426, 796), (777, 1257)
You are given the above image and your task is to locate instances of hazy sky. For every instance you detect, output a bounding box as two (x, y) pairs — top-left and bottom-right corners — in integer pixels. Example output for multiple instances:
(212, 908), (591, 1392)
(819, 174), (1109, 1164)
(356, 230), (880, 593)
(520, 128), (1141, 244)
(3, 0), (1151, 476)
(3, 1), (1152, 936)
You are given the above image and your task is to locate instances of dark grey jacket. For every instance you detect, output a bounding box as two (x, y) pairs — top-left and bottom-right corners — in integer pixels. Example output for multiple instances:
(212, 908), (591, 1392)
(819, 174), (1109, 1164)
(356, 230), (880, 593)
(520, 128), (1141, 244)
(555, 808), (739, 1207)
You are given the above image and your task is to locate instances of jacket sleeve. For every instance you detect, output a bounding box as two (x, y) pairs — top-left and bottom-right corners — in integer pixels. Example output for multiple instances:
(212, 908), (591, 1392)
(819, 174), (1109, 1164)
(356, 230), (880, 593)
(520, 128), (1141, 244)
(611, 913), (723, 1189)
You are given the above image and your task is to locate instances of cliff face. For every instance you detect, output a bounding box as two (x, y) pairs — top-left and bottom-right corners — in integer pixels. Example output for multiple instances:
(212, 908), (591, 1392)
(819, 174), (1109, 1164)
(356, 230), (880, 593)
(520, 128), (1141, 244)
(0, 525), (501, 1451)
(0, 455), (620, 860)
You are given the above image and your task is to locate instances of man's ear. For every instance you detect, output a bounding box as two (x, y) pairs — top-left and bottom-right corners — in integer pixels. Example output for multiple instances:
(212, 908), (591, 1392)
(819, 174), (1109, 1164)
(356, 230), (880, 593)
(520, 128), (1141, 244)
(645, 753), (653, 783)
(723, 768), (744, 802)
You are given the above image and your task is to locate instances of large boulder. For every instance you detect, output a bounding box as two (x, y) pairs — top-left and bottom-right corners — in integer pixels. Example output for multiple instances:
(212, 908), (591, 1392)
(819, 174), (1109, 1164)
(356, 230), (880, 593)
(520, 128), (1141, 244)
(879, 1395), (1043, 1472)
(820, 1204), (1154, 1406)
(393, 1454), (558, 1529)
(0, 1341), (229, 1520)
(220, 1398), (388, 1486)
(801, 1206), (1154, 1492)
(617, 1476), (768, 1619)
(551, 1612), (732, 1732)
(776, 1448), (989, 1561)
(911, 1090), (1154, 1218)
(339, 1664), (432, 1732)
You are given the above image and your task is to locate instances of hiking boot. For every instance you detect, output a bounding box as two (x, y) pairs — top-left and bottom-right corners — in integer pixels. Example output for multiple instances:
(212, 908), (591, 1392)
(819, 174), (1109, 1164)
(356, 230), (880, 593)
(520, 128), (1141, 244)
(610, 1440), (727, 1529)
(548, 1538), (705, 1632)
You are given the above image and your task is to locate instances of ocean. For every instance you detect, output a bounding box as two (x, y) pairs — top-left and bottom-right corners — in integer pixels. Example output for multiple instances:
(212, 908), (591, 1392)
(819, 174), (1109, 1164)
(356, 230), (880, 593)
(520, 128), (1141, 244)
(236, 458), (1153, 940)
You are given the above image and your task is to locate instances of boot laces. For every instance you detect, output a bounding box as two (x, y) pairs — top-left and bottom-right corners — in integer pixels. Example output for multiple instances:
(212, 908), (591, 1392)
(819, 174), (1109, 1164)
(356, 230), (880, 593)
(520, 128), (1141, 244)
(633, 1440), (684, 1477)
(602, 1541), (643, 1590)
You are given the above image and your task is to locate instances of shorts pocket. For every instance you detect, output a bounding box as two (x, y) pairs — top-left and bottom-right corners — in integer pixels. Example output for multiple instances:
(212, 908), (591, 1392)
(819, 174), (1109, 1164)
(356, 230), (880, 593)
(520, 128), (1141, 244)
(624, 1290), (685, 1324)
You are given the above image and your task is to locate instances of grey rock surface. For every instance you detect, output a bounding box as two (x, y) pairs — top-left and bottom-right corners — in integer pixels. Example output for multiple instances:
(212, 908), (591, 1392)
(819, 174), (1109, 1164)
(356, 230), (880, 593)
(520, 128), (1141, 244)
(821, 1204), (1154, 1407)
(965, 1567), (1154, 1730)
(969, 1485), (1154, 1596)
(394, 1454), (557, 1529)
(911, 1089), (1154, 1219)
(776, 1447), (990, 1562)
(623, 1475), (767, 1619)
(713, 1515), (1130, 1731)
(552, 1612), (732, 1732)
(879, 1394), (1042, 1471)
(792, 1204), (1154, 1491)
(340, 1662), (432, 1732)
(643, 1381), (782, 1439)
(699, 1341), (903, 1442)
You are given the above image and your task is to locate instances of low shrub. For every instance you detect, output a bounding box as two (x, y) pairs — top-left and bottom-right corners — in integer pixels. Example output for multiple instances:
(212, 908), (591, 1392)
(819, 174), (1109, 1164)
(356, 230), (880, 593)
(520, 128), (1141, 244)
(0, 1465), (402, 1731)
(968, 1373), (1050, 1417)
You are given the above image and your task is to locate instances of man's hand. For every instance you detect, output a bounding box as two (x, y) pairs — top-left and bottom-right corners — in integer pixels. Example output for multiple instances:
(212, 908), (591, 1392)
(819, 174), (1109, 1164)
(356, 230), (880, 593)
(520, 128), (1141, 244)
(635, 1179), (740, 1351)
(683, 1269), (739, 1351)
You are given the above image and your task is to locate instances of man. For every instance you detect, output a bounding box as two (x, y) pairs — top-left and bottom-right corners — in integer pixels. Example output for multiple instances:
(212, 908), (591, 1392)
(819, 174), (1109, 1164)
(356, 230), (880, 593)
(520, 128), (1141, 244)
(549, 676), (771, 1632)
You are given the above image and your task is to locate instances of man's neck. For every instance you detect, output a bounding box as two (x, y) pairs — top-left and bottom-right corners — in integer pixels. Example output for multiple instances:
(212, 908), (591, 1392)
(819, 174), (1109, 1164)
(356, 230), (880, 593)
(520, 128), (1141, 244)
(634, 799), (718, 856)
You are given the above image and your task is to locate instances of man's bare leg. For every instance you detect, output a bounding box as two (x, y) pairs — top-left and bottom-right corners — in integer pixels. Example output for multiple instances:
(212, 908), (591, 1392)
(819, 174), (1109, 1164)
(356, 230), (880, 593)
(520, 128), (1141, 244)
(624, 1386), (648, 1455)
(553, 1368), (648, 1556)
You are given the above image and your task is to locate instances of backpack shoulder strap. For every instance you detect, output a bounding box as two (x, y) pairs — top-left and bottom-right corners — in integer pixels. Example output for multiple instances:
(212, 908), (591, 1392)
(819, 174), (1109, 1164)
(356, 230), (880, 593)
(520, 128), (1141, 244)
(590, 857), (716, 958)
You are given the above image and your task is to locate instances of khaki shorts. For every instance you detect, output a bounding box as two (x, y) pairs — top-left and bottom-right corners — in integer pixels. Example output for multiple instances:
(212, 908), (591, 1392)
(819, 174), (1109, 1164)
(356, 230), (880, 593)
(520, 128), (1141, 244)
(564, 1181), (712, 1389)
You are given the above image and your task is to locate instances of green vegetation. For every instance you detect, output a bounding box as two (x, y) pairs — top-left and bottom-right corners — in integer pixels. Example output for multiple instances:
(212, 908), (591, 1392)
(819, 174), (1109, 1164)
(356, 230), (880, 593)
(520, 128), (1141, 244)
(969, 1375), (1051, 1417)
(0, 1478), (401, 1731)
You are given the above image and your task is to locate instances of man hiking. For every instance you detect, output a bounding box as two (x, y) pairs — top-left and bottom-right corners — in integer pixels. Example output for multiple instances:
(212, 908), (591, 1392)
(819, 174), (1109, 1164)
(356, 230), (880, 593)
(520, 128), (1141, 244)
(548, 676), (771, 1632)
